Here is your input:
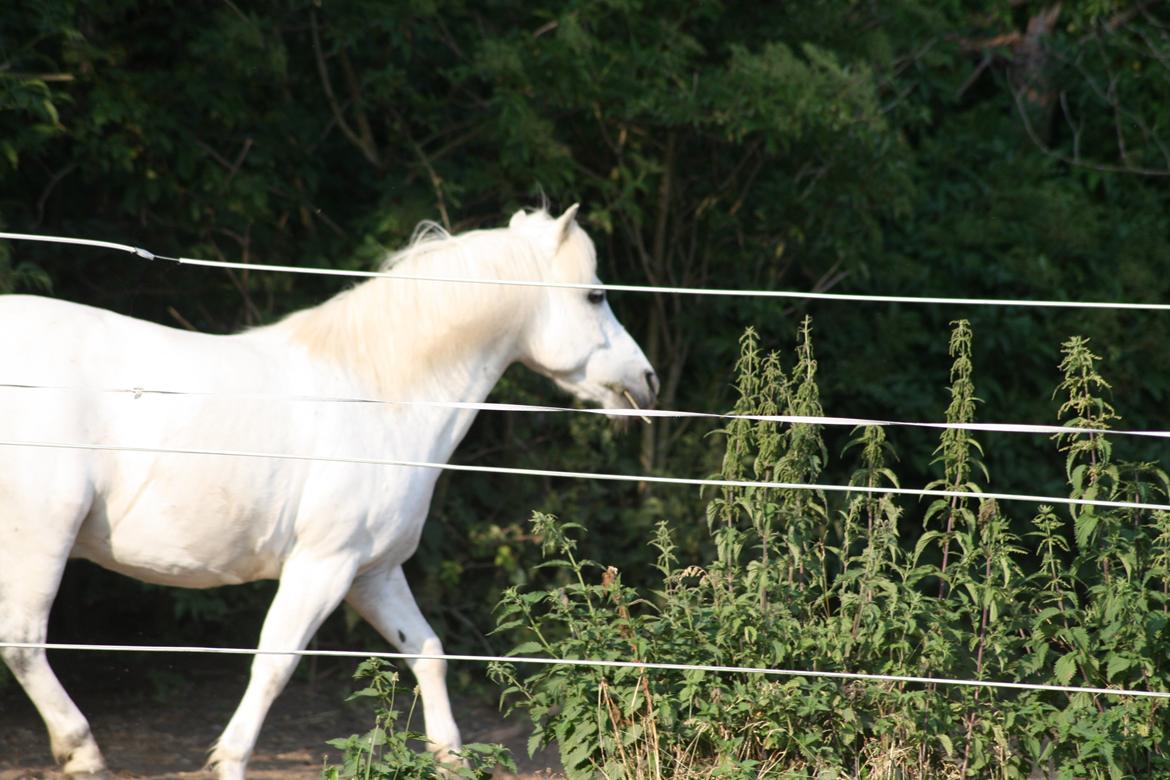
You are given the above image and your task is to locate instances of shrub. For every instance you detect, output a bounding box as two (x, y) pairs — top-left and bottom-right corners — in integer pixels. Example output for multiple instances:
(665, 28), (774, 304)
(490, 319), (1170, 779)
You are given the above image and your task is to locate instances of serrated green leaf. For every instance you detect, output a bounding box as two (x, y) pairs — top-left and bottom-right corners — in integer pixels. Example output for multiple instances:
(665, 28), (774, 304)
(1054, 652), (1079, 685)
(1105, 655), (1131, 681)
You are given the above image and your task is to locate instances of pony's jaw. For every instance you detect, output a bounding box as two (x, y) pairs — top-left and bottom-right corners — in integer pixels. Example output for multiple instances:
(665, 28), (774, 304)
(548, 354), (658, 413)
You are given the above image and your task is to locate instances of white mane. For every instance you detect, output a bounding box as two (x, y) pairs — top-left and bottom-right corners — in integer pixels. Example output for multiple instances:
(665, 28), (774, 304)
(379, 208), (578, 272)
(274, 211), (578, 398)
(379, 219), (452, 272)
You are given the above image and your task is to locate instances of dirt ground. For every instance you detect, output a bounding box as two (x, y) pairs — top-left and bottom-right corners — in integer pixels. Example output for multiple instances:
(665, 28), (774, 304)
(0, 655), (564, 780)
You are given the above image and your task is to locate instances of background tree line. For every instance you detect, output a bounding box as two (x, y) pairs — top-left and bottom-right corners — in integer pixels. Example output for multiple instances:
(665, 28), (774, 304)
(3, 0), (1170, 693)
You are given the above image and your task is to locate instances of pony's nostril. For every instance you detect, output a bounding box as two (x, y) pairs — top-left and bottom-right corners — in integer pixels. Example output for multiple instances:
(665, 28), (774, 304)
(645, 370), (660, 398)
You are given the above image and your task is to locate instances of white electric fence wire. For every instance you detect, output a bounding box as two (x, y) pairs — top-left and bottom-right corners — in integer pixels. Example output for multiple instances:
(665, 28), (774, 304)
(5, 231), (1170, 310)
(4, 381), (1170, 442)
(1, 641), (1166, 700)
(3, 438), (1169, 512)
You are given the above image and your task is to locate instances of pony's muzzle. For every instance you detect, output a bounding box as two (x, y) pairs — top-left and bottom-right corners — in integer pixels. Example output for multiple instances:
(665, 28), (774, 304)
(644, 370), (660, 404)
(616, 370), (658, 424)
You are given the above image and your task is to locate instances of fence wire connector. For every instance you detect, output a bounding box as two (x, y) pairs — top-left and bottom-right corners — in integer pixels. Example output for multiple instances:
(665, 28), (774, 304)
(133, 247), (156, 260)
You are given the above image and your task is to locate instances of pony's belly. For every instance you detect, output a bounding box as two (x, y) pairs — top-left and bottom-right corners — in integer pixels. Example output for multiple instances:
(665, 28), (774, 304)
(72, 545), (279, 588)
(72, 480), (291, 588)
(72, 515), (284, 588)
(69, 458), (429, 588)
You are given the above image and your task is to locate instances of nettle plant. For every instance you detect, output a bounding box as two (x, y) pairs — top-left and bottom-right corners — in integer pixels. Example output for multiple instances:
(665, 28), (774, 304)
(490, 319), (1170, 779)
(323, 658), (514, 780)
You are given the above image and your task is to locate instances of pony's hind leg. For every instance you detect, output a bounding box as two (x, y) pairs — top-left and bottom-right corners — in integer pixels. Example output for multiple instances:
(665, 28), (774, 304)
(0, 488), (108, 778)
(0, 642), (107, 777)
(345, 564), (462, 764)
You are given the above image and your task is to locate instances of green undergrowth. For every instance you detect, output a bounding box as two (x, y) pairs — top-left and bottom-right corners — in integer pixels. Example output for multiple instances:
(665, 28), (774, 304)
(489, 319), (1170, 779)
(322, 658), (514, 779)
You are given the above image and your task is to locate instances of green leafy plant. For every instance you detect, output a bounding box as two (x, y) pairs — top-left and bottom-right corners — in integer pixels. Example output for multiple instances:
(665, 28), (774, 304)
(491, 321), (1170, 779)
(322, 658), (514, 779)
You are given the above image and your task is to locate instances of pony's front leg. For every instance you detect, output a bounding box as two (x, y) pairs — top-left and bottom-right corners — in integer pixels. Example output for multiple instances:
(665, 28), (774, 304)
(346, 564), (463, 763)
(207, 554), (358, 780)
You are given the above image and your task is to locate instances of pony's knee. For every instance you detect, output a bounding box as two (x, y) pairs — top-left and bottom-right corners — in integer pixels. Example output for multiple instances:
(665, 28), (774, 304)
(248, 651), (299, 691)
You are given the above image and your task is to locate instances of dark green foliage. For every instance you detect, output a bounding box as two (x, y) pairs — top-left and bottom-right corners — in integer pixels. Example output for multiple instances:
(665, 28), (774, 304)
(493, 321), (1170, 778)
(322, 658), (514, 779)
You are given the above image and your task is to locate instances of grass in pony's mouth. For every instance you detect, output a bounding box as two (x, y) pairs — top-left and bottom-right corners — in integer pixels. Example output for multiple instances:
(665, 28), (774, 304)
(622, 389), (653, 425)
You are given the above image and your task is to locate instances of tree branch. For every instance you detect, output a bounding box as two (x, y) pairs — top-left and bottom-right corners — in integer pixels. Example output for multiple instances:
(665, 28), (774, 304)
(1012, 85), (1170, 176)
(310, 12), (381, 169)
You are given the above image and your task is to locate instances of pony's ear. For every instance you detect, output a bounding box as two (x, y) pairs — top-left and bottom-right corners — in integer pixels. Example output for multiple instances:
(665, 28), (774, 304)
(553, 203), (580, 249)
(509, 209), (528, 229)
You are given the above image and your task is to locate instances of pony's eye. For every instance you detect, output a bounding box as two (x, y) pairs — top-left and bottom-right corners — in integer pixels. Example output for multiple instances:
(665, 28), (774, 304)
(587, 289), (606, 305)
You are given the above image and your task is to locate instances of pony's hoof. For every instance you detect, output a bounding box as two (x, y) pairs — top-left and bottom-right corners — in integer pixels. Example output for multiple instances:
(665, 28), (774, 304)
(61, 743), (109, 779)
(437, 762), (471, 779)
(207, 757), (247, 780)
(433, 747), (471, 777)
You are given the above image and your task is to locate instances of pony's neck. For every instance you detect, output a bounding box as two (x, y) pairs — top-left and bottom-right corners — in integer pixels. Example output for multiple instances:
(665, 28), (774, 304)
(275, 231), (537, 407)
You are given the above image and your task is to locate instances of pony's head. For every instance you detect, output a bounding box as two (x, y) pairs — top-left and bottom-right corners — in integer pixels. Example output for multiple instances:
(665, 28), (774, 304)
(510, 205), (658, 413)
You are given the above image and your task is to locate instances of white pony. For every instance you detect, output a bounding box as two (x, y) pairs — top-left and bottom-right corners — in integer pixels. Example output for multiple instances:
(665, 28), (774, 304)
(0, 206), (657, 779)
